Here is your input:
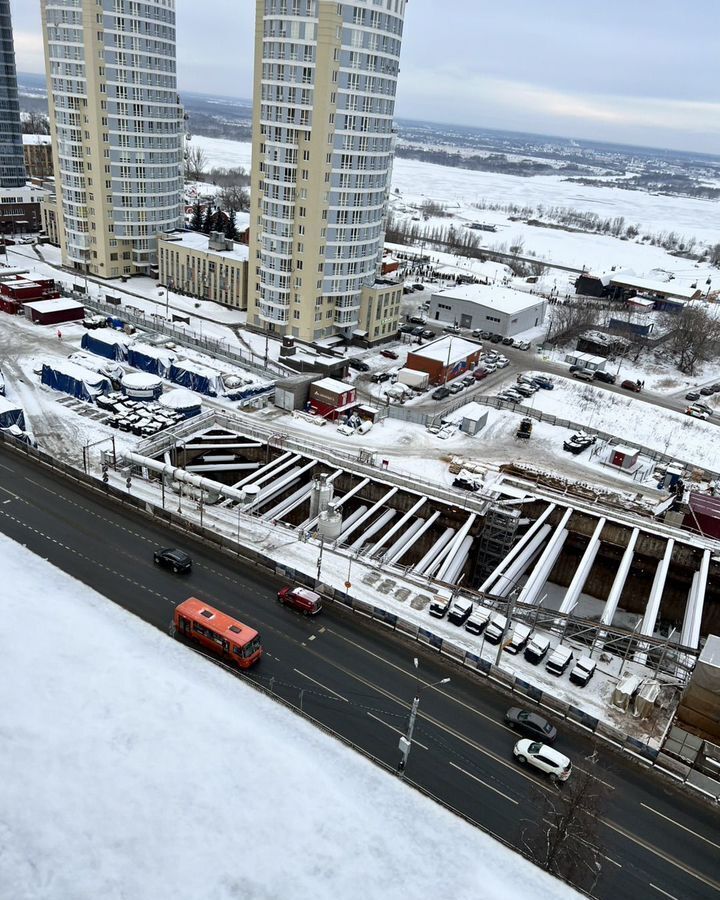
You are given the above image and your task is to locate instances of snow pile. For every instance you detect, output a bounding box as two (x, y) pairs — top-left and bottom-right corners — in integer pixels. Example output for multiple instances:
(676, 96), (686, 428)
(0, 534), (578, 900)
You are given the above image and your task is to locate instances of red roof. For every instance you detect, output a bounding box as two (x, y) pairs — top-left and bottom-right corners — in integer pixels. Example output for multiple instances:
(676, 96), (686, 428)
(176, 597), (259, 644)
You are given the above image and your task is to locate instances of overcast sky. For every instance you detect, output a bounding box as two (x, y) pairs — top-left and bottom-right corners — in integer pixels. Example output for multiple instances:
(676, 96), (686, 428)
(10, 0), (719, 153)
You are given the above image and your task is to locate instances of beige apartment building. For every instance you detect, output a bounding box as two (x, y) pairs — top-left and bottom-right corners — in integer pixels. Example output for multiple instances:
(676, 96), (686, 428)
(40, 0), (184, 279)
(158, 231), (249, 309)
(248, 0), (407, 344)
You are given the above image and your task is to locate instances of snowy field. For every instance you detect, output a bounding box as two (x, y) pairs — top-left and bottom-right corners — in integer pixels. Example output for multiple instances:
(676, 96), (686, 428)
(0, 534), (578, 900)
(188, 135), (719, 281)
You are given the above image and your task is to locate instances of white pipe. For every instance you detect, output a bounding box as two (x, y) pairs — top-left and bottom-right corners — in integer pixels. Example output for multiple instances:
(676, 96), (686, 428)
(337, 487), (398, 545)
(640, 538), (675, 637)
(369, 497), (426, 557)
(301, 477), (371, 531)
(436, 514), (477, 582)
(516, 508), (573, 606)
(350, 509), (396, 552)
(443, 535), (473, 584)
(558, 517), (605, 616)
(491, 524), (551, 597)
(600, 527), (639, 627)
(262, 482), (313, 522)
(386, 518), (426, 563)
(415, 527), (455, 576)
(122, 449), (249, 504)
(393, 510), (441, 565)
(479, 502), (557, 593)
(334, 506), (368, 543)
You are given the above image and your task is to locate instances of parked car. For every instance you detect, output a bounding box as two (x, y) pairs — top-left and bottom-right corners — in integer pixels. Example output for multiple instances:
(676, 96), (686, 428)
(515, 340), (530, 351)
(593, 370), (616, 384)
(496, 356), (509, 368)
(432, 386), (451, 400)
(277, 585), (322, 616)
(569, 655), (597, 686)
(501, 337), (514, 346)
(412, 283), (425, 291)
(524, 634), (551, 664)
(693, 401), (713, 414)
(499, 390), (523, 403)
(473, 368), (488, 381)
(483, 362), (497, 373)
(513, 740), (572, 783)
(372, 372), (391, 384)
(462, 374), (475, 386)
(453, 476), (480, 492)
(484, 613), (507, 644)
(621, 379), (642, 392)
(408, 315), (426, 325)
(573, 369), (595, 382)
(712, 384), (720, 393)
(505, 708), (557, 743)
(447, 598), (473, 626)
(336, 423), (356, 436)
(465, 608), (491, 635)
(443, 323), (461, 334)
(531, 376), (554, 390)
(399, 324), (414, 334)
(515, 384), (536, 398)
(685, 391), (701, 401)
(381, 349), (399, 360)
(421, 329), (435, 339)
(480, 330), (492, 340)
(348, 358), (370, 372)
(686, 405), (709, 419)
(471, 328), (483, 337)
(411, 326), (425, 337)
(546, 644), (574, 676)
(153, 547), (192, 573)
(563, 432), (596, 454)
(700, 385), (715, 396)
(428, 595), (451, 618)
(448, 382), (464, 394)
(490, 333), (503, 343)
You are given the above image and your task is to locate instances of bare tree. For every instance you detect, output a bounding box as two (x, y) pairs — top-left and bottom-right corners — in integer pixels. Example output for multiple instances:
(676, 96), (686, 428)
(219, 183), (250, 212)
(22, 111), (50, 135)
(546, 298), (602, 343)
(662, 306), (720, 375)
(519, 763), (608, 893)
(184, 145), (208, 182)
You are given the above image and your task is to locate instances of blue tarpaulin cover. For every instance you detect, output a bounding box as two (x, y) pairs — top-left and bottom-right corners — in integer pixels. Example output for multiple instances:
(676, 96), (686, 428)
(168, 360), (221, 396)
(127, 342), (175, 377)
(80, 328), (129, 361)
(0, 396), (25, 430)
(41, 361), (111, 401)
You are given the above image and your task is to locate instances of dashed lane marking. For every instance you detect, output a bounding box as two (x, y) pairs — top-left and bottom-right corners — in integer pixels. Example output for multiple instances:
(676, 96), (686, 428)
(292, 668), (348, 702)
(367, 712), (429, 750)
(449, 762), (519, 805)
(649, 884), (679, 900)
(640, 802), (720, 851)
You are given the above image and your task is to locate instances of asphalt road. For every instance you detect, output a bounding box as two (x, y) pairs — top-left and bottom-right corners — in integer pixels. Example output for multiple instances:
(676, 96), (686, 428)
(1, 447), (719, 900)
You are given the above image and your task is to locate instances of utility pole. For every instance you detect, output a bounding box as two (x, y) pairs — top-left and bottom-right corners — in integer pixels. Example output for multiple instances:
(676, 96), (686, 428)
(398, 658), (450, 777)
(316, 532), (326, 587)
(495, 591), (517, 668)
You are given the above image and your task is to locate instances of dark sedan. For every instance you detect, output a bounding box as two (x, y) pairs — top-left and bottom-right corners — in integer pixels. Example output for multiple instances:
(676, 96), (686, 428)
(505, 707), (557, 743)
(153, 548), (192, 573)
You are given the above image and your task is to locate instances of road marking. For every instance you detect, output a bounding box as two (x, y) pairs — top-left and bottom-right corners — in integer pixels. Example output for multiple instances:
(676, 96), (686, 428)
(602, 818), (720, 893)
(0, 485), (20, 500)
(649, 884), (679, 900)
(0, 461), (13, 471)
(640, 802), (720, 851)
(574, 765), (615, 791)
(367, 712), (429, 750)
(293, 668), (348, 702)
(449, 761), (519, 805)
(325, 625), (516, 734)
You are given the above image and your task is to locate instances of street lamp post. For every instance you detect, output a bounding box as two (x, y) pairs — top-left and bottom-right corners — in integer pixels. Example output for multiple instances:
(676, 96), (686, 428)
(397, 658), (450, 776)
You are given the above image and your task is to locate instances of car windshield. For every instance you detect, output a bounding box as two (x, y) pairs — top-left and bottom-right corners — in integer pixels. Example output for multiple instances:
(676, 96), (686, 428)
(543, 723), (553, 733)
(517, 711), (529, 721)
(528, 742), (542, 754)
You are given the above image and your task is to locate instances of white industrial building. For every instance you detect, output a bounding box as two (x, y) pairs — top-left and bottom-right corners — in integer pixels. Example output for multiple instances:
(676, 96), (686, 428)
(428, 283), (547, 337)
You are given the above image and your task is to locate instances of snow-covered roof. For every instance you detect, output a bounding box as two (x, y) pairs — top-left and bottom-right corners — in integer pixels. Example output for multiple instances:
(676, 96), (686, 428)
(312, 377), (352, 394)
(409, 336), (480, 365)
(160, 230), (249, 263)
(609, 274), (699, 299)
(24, 298), (84, 313)
(122, 372), (162, 390)
(88, 328), (129, 346)
(433, 282), (543, 315)
(43, 359), (108, 385)
(159, 388), (201, 410)
(0, 396), (22, 414)
(129, 341), (175, 362)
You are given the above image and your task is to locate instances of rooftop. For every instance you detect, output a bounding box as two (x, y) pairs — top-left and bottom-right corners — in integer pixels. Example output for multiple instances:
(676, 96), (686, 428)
(312, 376), (352, 394)
(433, 282), (544, 314)
(159, 230), (249, 264)
(408, 335), (480, 365)
(24, 298), (84, 313)
(608, 273), (699, 300)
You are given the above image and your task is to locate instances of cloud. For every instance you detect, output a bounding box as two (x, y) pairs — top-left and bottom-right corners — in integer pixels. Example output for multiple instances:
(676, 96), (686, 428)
(11, 30), (45, 75)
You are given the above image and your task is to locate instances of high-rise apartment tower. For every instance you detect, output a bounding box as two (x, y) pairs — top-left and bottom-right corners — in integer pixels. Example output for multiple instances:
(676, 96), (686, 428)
(41, 0), (184, 277)
(0, 0), (28, 188)
(249, 0), (407, 342)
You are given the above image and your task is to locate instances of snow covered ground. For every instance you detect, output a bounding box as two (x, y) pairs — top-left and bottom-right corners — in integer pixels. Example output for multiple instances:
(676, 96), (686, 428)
(0, 533), (579, 900)
(188, 135), (719, 283)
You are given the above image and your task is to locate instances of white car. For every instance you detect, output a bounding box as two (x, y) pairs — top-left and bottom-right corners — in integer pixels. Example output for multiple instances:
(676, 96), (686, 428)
(496, 356), (509, 368)
(513, 739), (572, 783)
(686, 406), (709, 420)
(483, 362), (497, 373)
(336, 423), (356, 436)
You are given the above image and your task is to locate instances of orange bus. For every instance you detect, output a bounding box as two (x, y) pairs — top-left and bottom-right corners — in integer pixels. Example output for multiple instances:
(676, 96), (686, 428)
(173, 597), (263, 668)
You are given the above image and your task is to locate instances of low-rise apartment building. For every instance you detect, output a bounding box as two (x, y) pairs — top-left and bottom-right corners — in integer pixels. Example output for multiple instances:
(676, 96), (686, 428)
(158, 231), (249, 309)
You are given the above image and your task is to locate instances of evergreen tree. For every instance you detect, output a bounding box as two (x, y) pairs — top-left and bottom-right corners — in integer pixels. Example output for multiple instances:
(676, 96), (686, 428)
(202, 206), (214, 234)
(190, 202), (203, 231)
(225, 210), (238, 241)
